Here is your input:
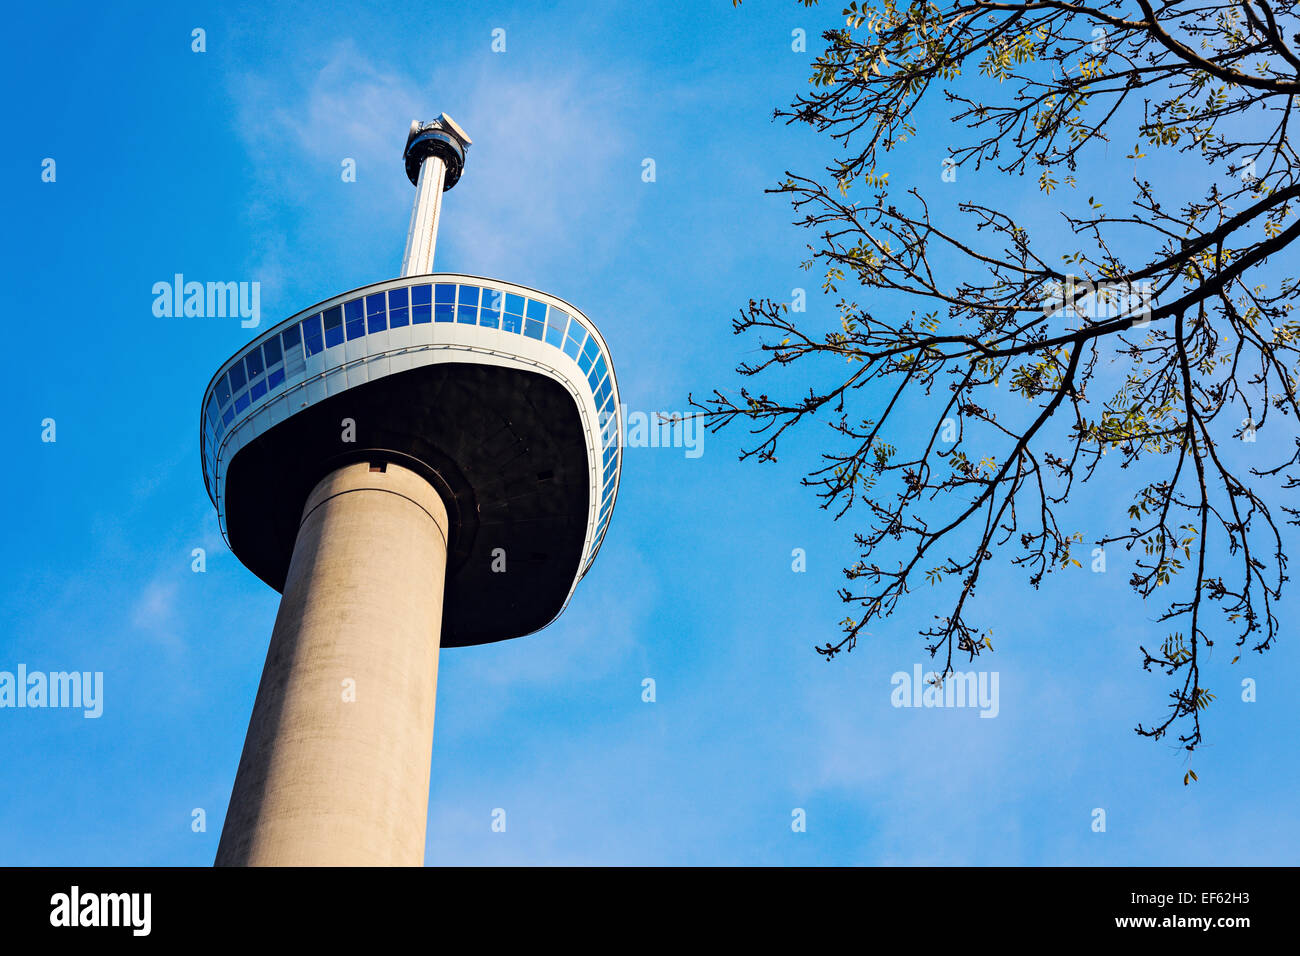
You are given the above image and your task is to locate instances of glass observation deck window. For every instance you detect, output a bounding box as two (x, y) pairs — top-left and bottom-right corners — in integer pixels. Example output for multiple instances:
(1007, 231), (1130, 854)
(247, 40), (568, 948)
(523, 299), (546, 340)
(479, 289), (502, 329)
(302, 314), (323, 355)
(452, 285), (474, 323)
(388, 287), (409, 327)
(366, 294), (388, 334)
(435, 283), (456, 322)
(345, 300), (365, 340)
(546, 309), (568, 348)
(412, 284), (431, 323)
(322, 307), (344, 348)
(262, 335), (282, 368)
(502, 293), (525, 334)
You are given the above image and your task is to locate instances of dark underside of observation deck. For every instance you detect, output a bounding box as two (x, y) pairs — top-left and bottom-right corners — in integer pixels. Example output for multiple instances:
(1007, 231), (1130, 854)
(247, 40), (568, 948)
(222, 362), (591, 647)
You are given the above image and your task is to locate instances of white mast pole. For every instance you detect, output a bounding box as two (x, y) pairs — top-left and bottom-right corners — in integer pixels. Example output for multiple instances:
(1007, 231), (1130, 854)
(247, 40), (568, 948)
(401, 154), (447, 277)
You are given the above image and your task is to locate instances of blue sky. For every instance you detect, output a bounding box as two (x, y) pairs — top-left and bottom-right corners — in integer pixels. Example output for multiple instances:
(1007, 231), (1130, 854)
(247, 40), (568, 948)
(1, 0), (1296, 865)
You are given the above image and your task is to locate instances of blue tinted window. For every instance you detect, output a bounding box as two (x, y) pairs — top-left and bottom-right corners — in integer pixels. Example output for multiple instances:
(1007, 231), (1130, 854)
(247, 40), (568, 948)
(215, 377), (231, 407)
(322, 307), (343, 348)
(435, 283), (456, 322)
(263, 336), (282, 367)
(388, 287), (409, 327)
(345, 299), (365, 340)
(245, 348), (264, 380)
(268, 367), (285, 390)
(234, 393), (250, 414)
(480, 288), (503, 324)
(594, 376), (611, 407)
(411, 284), (432, 323)
(578, 348), (596, 374)
(249, 380), (267, 403)
(593, 354), (608, 382)
(501, 308), (521, 333)
(282, 323), (301, 351)
(546, 310), (568, 348)
(524, 315), (545, 340)
(366, 294), (387, 333)
(457, 285), (479, 323)
(221, 407), (235, 426)
(505, 293), (525, 316)
(366, 295), (384, 332)
(582, 336), (599, 361)
(525, 299), (547, 322)
(303, 314), (324, 355)
(205, 398), (218, 427)
(228, 362), (247, 392)
(434, 286), (454, 323)
(603, 457), (617, 486)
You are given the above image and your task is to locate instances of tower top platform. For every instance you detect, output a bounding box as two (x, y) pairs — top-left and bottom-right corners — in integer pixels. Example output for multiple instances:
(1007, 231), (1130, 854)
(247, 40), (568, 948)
(404, 113), (472, 189)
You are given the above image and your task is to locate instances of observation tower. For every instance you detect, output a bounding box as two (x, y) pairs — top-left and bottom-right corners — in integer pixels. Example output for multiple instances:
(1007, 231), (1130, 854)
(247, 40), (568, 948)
(202, 114), (622, 866)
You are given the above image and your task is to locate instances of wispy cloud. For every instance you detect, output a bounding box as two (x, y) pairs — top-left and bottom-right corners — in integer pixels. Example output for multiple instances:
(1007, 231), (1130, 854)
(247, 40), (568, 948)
(130, 577), (181, 647)
(228, 41), (634, 291)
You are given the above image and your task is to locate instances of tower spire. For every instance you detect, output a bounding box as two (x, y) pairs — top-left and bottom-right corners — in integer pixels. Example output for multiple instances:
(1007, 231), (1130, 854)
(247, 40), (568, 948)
(400, 113), (472, 276)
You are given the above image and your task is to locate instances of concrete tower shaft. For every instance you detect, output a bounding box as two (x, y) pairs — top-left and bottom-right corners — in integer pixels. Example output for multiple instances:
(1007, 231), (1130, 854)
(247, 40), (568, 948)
(215, 462), (449, 866)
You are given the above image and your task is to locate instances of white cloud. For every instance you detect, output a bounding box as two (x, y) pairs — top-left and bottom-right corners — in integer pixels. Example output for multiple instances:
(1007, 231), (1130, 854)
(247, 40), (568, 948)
(228, 41), (634, 288)
(130, 577), (181, 645)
